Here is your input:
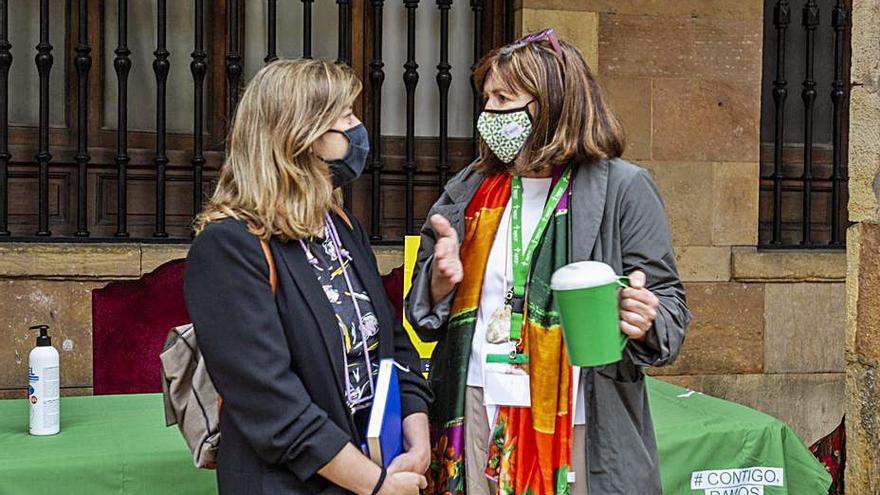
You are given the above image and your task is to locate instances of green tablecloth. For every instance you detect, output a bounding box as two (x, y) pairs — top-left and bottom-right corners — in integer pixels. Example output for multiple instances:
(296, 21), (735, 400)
(0, 393), (216, 495)
(648, 377), (831, 494)
(0, 380), (831, 495)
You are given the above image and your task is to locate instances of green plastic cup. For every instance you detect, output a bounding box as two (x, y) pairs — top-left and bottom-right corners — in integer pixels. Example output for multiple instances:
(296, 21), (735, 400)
(550, 261), (630, 367)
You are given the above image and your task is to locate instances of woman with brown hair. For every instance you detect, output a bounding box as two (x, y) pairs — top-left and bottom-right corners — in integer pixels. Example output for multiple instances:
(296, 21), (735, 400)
(185, 59), (432, 495)
(406, 30), (691, 495)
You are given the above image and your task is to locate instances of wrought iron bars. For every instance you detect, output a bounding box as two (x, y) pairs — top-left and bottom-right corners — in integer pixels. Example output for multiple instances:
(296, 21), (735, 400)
(770, 0), (790, 246)
(337, 0), (351, 65)
(153, 0), (170, 238)
(766, 0), (852, 248)
(436, 0), (452, 191)
(114, 0), (131, 237)
(191, 0), (207, 218)
(35, 0), (53, 236)
(303, 0), (313, 59)
(0, 0), (10, 237)
(470, 0), (484, 161)
(338, 0), (353, 210)
(830, 0), (848, 246)
(266, 0), (278, 63)
(800, 0), (819, 245)
(403, 0), (419, 235)
(368, 0), (384, 240)
(74, 0), (91, 237)
(226, 0), (242, 123)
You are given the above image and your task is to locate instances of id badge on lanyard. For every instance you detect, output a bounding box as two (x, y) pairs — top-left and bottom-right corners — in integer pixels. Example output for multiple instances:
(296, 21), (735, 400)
(485, 166), (571, 366)
(483, 363), (531, 407)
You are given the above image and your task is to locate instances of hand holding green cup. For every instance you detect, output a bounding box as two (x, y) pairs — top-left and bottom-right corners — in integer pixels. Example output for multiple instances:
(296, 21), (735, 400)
(550, 261), (633, 367)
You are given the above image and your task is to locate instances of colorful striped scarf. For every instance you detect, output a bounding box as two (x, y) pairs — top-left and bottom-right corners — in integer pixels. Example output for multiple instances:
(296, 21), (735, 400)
(427, 171), (573, 495)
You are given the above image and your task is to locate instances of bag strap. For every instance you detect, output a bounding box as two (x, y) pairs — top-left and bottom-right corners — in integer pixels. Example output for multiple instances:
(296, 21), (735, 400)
(334, 207), (353, 230)
(255, 207), (348, 295)
(259, 239), (278, 295)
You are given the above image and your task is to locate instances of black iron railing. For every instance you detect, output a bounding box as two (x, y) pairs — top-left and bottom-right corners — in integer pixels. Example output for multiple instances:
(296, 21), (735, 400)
(761, 0), (851, 248)
(368, 0), (384, 240)
(0, 2), (8, 238)
(0, 0), (514, 243)
(74, 0), (90, 237)
(829, 0), (848, 246)
(35, 0), (52, 237)
(113, 0), (131, 238)
(191, 0), (207, 222)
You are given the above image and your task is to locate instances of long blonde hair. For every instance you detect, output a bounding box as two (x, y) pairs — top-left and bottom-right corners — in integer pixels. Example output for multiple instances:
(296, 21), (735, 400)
(473, 35), (625, 176)
(194, 59), (362, 241)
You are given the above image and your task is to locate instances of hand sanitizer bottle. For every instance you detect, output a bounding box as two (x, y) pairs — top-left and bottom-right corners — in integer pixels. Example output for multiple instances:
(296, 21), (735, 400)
(28, 324), (60, 436)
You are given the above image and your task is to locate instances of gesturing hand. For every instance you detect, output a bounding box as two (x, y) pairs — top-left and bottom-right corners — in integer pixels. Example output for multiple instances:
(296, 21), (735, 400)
(429, 214), (462, 304)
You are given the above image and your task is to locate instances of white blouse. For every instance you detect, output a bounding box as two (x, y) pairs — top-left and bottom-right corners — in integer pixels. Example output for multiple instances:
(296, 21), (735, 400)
(466, 177), (586, 426)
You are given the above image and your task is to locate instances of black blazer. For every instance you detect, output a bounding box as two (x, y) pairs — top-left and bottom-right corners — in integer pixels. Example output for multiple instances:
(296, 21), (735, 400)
(184, 212), (433, 495)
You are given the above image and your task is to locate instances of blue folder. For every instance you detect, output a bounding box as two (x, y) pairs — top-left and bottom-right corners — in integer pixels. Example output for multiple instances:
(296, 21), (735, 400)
(366, 359), (403, 467)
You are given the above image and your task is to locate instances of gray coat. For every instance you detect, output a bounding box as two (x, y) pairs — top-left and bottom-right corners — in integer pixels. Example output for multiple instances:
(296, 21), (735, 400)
(406, 157), (691, 494)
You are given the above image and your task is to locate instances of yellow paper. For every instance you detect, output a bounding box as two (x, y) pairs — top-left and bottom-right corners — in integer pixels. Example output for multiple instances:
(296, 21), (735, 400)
(403, 235), (436, 375)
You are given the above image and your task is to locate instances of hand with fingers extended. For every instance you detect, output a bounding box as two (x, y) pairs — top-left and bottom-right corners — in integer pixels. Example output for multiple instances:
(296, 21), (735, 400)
(618, 270), (659, 341)
(429, 214), (463, 305)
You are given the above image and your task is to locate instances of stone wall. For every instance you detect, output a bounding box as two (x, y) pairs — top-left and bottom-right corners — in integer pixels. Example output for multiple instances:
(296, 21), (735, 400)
(845, 0), (880, 491)
(517, 0), (846, 447)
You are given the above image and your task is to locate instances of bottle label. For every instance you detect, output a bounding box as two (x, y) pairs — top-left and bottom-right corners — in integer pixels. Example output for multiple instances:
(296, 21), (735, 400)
(28, 366), (39, 384)
(28, 366), (39, 404)
(43, 366), (59, 399)
(43, 398), (60, 428)
(28, 365), (60, 431)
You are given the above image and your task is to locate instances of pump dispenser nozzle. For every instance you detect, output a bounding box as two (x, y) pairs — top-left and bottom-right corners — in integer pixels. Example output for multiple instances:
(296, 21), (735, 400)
(29, 325), (51, 347)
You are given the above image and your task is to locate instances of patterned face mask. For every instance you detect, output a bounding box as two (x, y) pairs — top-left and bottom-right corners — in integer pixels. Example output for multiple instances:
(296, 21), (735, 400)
(476, 101), (534, 163)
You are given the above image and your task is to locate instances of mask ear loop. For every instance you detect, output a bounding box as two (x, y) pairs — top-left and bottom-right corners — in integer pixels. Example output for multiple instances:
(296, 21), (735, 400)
(522, 95), (552, 168)
(518, 100), (539, 168)
(524, 99), (537, 124)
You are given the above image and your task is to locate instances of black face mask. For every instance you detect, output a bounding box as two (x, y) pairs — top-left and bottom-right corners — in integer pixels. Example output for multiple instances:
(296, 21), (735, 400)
(323, 123), (370, 188)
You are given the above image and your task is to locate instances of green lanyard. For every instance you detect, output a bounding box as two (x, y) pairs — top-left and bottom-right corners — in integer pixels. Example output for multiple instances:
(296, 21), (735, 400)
(487, 166), (571, 364)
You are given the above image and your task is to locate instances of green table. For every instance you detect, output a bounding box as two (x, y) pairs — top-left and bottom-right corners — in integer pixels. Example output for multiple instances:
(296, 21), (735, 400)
(0, 382), (831, 495)
(648, 377), (831, 495)
(0, 393), (216, 495)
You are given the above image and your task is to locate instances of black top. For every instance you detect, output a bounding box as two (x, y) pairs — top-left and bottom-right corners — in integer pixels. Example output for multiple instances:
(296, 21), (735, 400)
(184, 211), (433, 495)
(303, 228), (380, 413)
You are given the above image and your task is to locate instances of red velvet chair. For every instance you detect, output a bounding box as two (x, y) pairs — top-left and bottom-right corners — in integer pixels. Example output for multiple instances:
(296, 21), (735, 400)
(91, 258), (407, 395)
(92, 259), (190, 395)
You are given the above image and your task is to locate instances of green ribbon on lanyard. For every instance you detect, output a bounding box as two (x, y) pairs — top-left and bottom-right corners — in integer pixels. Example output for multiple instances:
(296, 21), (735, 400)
(486, 166), (571, 365)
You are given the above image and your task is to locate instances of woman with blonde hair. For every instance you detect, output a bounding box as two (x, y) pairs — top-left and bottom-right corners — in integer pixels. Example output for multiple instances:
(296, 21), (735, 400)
(185, 59), (432, 495)
(406, 30), (690, 494)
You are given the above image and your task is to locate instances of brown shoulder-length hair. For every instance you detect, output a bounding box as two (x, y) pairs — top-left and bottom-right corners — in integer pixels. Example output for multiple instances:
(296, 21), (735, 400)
(193, 59), (361, 241)
(473, 34), (625, 175)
